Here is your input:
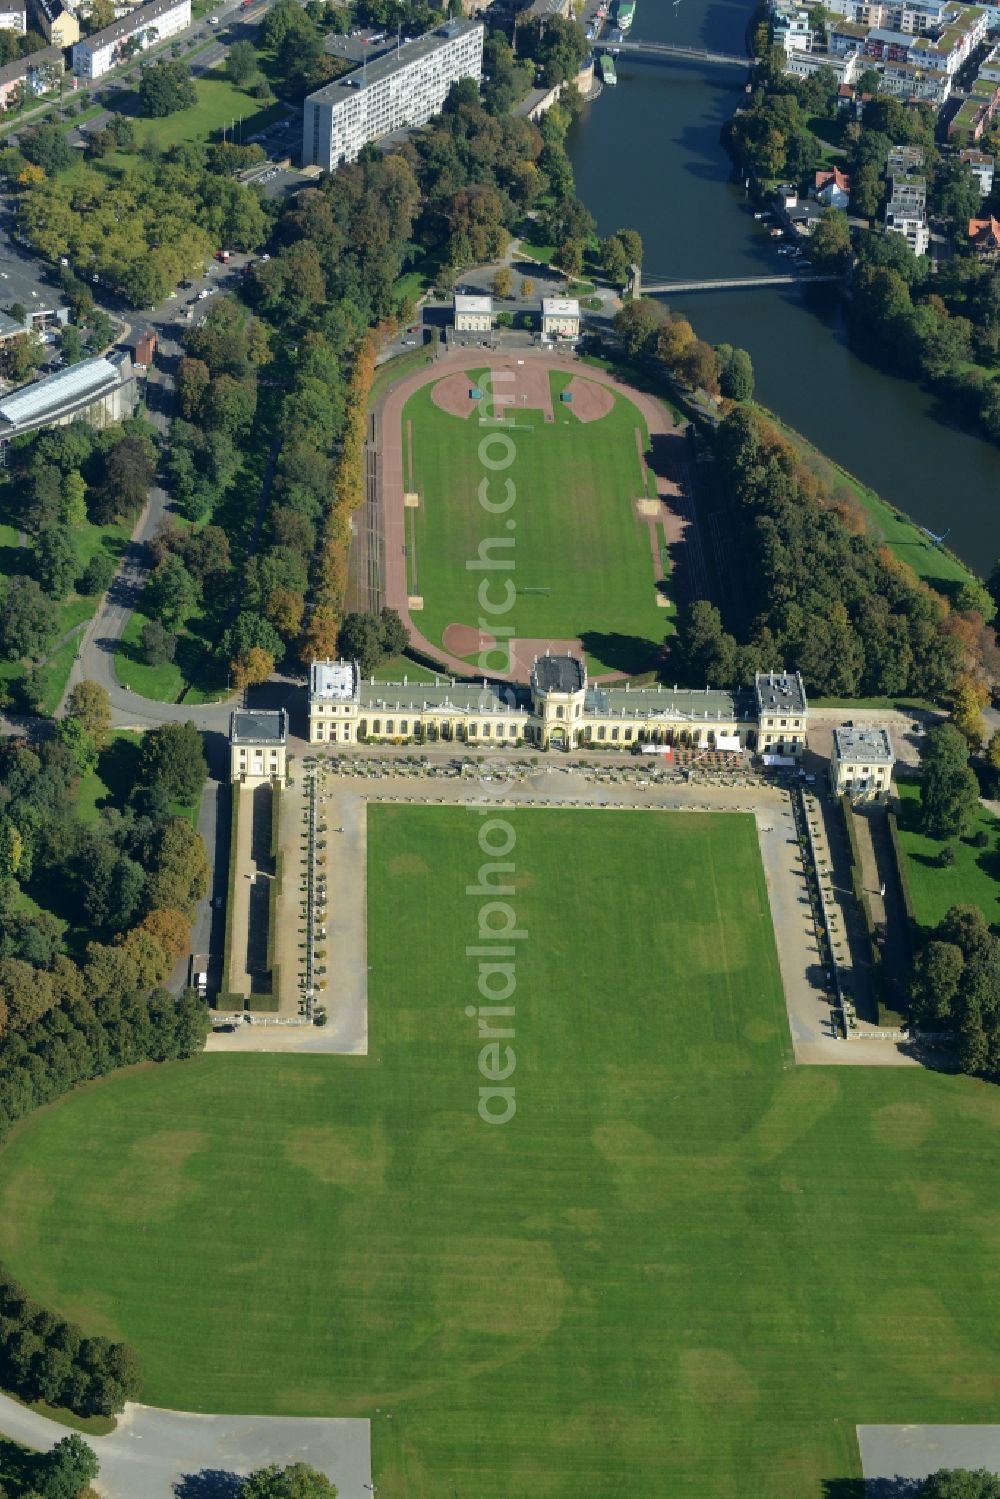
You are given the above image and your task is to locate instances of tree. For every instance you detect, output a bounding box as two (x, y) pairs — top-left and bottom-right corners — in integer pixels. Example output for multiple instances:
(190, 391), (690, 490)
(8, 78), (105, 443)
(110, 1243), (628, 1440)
(521, 275), (534, 298)
(808, 207), (852, 271)
(146, 555), (199, 630)
(672, 600), (738, 685)
(226, 38), (258, 85)
(34, 526), (77, 600)
(613, 298), (666, 357)
(61, 469), (87, 529)
(379, 607), (409, 659)
(19, 122), (72, 175)
(717, 345), (754, 402)
(987, 727), (1000, 772)
(338, 612), (383, 676)
(920, 1471), (1000, 1499)
(35, 1435), (99, 1499)
(232, 645), (274, 688)
(0, 576), (58, 662)
(139, 721), (207, 805)
(919, 721), (980, 839)
(558, 238), (585, 280)
(950, 678), (986, 751)
(602, 227), (642, 285)
(139, 59), (197, 117)
(76, 551), (113, 596)
(264, 587), (305, 638)
(909, 939), (964, 1025)
(491, 266), (513, 299)
(241, 1463), (338, 1499)
(65, 681), (111, 749)
(141, 619), (176, 667)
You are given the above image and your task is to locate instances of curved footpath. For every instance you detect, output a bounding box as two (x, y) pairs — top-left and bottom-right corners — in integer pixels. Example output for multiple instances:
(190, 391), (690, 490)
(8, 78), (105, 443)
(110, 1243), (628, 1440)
(375, 345), (700, 681)
(0, 1392), (370, 1499)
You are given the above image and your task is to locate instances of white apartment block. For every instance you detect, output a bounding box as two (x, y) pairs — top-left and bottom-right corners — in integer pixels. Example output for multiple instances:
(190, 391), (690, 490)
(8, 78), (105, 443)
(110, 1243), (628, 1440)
(302, 19), (483, 171)
(885, 201), (930, 253)
(784, 47), (860, 79)
(0, 0), (25, 34)
(72, 0), (190, 78)
(541, 297), (581, 338)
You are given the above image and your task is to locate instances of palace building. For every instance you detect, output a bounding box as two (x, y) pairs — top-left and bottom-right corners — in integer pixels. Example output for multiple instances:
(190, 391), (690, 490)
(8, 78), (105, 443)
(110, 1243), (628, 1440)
(306, 656), (809, 755)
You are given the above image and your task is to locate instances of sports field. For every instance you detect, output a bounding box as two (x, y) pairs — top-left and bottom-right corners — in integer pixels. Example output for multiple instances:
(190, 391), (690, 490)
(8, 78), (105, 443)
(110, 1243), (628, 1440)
(3, 808), (1000, 1497)
(403, 373), (672, 674)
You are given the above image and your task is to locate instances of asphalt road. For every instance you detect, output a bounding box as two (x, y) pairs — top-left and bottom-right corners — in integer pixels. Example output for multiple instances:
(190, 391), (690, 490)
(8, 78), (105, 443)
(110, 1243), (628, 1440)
(0, 1391), (371, 1499)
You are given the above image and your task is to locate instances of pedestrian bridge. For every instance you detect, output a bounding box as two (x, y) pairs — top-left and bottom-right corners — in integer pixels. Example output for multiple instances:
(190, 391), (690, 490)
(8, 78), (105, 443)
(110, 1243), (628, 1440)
(598, 39), (754, 67)
(641, 273), (841, 293)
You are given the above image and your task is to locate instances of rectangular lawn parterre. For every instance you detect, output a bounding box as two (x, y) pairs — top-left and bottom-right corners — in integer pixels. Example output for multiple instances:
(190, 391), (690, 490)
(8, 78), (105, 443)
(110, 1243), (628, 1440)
(405, 376), (672, 673)
(3, 810), (1000, 1497)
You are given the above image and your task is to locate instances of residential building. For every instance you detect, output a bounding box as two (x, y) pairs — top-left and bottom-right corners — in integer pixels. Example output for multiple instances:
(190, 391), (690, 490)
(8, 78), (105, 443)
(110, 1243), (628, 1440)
(0, 353), (138, 456)
(123, 327), (157, 368)
(72, 0), (191, 78)
(0, 0), (25, 33)
(229, 709), (288, 784)
(960, 147), (995, 194)
(888, 171), (927, 210)
(879, 59), (952, 101)
(306, 655), (810, 754)
(773, 7), (814, 52)
(453, 293), (493, 332)
(830, 724), (894, 798)
(814, 165), (852, 206)
(885, 199), (931, 252)
(830, 18), (871, 52)
(302, 20), (484, 171)
(949, 83), (1000, 141)
(30, 0), (78, 45)
(968, 212), (1000, 255)
(540, 297), (581, 339)
(773, 184), (825, 235)
(0, 44), (62, 108)
(784, 48), (860, 81)
(887, 143), (925, 173)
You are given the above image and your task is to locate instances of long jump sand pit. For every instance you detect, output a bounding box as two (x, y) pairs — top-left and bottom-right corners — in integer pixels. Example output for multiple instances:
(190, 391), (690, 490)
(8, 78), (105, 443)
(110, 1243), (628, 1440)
(564, 375), (614, 423)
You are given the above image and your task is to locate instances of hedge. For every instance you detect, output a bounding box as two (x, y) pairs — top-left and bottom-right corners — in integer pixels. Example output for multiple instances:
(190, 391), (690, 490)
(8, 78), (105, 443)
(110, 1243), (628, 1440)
(220, 783), (241, 1007)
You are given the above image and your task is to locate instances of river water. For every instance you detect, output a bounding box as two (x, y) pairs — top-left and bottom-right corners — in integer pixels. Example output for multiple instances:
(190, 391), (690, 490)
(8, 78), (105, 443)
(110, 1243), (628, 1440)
(566, 2), (1000, 574)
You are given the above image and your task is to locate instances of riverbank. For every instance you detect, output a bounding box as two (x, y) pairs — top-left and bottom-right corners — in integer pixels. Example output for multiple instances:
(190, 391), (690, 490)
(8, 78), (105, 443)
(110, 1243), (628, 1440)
(566, 32), (1000, 574)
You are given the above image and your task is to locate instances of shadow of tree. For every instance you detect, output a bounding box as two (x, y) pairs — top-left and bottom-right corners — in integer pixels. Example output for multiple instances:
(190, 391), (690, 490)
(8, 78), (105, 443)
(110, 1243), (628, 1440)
(174, 1468), (245, 1499)
(579, 630), (662, 676)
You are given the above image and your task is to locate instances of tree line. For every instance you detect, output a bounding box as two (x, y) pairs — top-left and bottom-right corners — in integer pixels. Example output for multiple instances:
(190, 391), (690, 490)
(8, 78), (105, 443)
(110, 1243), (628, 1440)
(672, 405), (979, 701)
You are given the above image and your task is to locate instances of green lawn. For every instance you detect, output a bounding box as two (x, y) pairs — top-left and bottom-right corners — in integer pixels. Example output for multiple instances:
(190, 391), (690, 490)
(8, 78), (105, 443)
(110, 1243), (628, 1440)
(126, 75), (290, 153)
(406, 373), (672, 673)
(6, 808), (1000, 1494)
(370, 654), (442, 683)
(115, 606), (229, 704)
(895, 779), (1000, 928)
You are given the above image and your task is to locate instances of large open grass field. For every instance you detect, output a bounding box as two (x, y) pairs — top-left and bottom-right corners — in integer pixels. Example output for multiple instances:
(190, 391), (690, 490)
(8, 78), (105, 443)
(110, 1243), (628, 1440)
(405, 374), (672, 674)
(3, 808), (1000, 1496)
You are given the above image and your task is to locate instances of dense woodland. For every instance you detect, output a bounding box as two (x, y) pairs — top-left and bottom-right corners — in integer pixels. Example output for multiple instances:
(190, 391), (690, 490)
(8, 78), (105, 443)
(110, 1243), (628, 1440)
(677, 405), (993, 701)
(726, 58), (1000, 443)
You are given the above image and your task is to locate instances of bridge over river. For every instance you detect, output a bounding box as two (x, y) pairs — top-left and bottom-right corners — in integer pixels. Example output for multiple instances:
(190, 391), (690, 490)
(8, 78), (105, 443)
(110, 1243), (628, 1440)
(639, 272), (841, 294)
(596, 38), (754, 66)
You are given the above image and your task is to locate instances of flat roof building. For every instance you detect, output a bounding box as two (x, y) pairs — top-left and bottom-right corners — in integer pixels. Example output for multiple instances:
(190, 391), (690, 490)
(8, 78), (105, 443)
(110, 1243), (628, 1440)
(454, 292), (493, 332)
(830, 724), (895, 798)
(230, 708), (288, 784)
(0, 353), (137, 452)
(72, 0), (191, 78)
(541, 297), (581, 339)
(302, 20), (484, 171)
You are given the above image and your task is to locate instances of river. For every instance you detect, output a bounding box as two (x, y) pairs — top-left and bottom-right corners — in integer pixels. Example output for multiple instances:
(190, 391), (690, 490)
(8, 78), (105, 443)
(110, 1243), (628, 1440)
(566, 2), (1000, 575)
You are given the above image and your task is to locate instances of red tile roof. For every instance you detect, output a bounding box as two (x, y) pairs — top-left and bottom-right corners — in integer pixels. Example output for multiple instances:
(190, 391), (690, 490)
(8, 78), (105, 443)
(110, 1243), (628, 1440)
(968, 214), (1000, 249)
(815, 166), (851, 194)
